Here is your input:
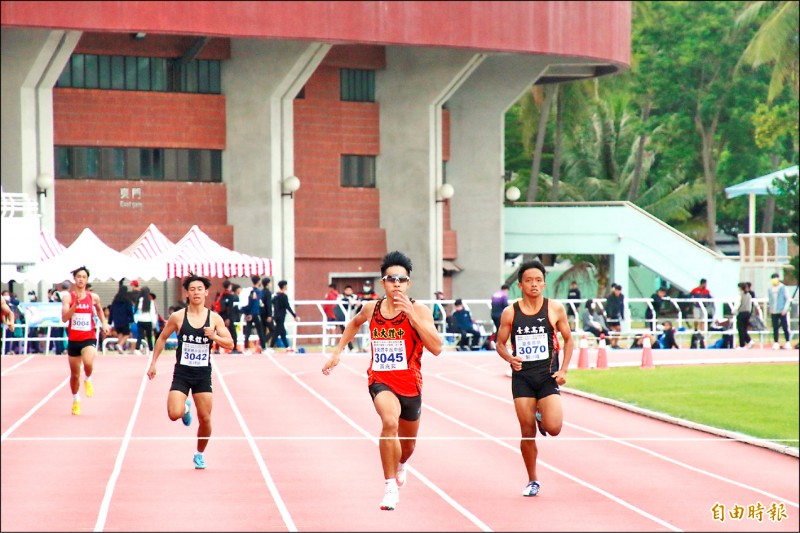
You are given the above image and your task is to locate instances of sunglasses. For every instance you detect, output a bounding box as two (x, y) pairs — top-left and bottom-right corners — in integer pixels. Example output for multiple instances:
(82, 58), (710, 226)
(382, 275), (411, 283)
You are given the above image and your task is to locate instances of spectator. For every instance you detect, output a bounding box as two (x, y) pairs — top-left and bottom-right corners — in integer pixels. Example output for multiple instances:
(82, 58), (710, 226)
(689, 278), (712, 332)
(355, 280), (379, 349)
(127, 279), (141, 306)
(735, 282), (754, 349)
(135, 286), (158, 354)
(323, 282), (339, 325)
(452, 299), (481, 351)
(217, 280), (241, 354)
(432, 290), (447, 334)
(767, 272), (793, 350)
(270, 280), (299, 350)
(645, 286), (668, 331)
(580, 299), (609, 338)
(604, 283), (625, 348)
(260, 277), (274, 343)
(566, 281), (581, 329)
(337, 285), (357, 351)
(49, 281), (71, 355)
(109, 285), (134, 354)
(242, 275), (267, 352)
(656, 321), (679, 349)
(490, 284), (510, 333)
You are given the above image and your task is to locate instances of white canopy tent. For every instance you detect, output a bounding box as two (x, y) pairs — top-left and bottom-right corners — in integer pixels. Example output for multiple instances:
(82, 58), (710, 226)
(1, 229), (67, 283)
(163, 225), (272, 279)
(121, 224), (176, 281)
(725, 165), (798, 233)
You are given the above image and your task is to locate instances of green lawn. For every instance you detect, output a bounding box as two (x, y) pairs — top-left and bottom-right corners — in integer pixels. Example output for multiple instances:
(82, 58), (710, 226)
(565, 363), (799, 448)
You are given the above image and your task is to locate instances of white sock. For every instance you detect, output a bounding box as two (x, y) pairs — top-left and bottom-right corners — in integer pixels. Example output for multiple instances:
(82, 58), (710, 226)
(73, 393), (80, 402)
(184, 402), (190, 415)
(385, 478), (397, 488)
(85, 376), (92, 382)
(397, 462), (407, 472)
(195, 452), (203, 457)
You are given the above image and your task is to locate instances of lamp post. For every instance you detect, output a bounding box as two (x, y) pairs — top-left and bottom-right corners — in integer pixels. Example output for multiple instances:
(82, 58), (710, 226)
(35, 173), (53, 230)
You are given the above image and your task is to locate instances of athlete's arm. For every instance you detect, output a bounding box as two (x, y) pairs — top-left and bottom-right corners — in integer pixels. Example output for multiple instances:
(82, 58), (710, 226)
(550, 300), (573, 385)
(92, 292), (110, 335)
(206, 311), (234, 351)
(61, 291), (77, 322)
(407, 300), (442, 356)
(148, 309), (182, 380)
(322, 300), (376, 375)
(496, 305), (523, 371)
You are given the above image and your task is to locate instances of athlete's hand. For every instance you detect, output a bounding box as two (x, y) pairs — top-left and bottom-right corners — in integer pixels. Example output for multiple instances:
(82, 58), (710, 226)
(147, 363), (157, 380)
(321, 353), (340, 375)
(552, 369), (567, 386)
(509, 356), (523, 372)
(204, 326), (216, 339)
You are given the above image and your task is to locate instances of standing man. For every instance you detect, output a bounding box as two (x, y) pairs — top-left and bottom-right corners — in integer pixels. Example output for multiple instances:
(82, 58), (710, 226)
(689, 278), (712, 332)
(566, 281), (581, 329)
(270, 280), (299, 350)
(147, 273), (233, 469)
(61, 266), (109, 416)
(767, 272), (793, 350)
(495, 259), (573, 498)
(218, 280), (241, 354)
(242, 275), (267, 352)
(322, 251), (442, 511)
(260, 277), (274, 346)
(490, 284), (510, 333)
(604, 283), (625, 348)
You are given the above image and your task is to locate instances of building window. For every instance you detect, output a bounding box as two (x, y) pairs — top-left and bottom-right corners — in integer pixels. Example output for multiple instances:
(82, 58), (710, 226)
(341, 155), (376, 188)
(56, 54), (219, 94)
(340, 69), (375, 102)
(55, 146), (222, 182)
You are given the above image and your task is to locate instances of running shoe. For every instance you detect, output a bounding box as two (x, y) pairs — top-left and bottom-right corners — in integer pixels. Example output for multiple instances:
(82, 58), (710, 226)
(193, 453), (206, 470)
(84, 379), (93, 398)
(182, 399), (193, 427)
(380, 485), (399, 510)
(522, 480), (540, 497)
(784, 342), (793, 350)
(396, 467), (407, 488)
(536, 408), (547, 437)
(71, 400), (80, 416)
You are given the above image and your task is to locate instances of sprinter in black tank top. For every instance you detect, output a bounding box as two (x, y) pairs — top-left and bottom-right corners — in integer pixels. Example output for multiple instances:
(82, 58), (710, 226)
(147, 274), (233, 470)
(495, 260), (574, 498)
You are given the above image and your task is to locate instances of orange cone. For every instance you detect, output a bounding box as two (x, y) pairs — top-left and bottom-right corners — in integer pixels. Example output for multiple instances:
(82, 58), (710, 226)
(641, 335), (654, 369)
(596, 336), (608, 369)
(577, 336), (589, 369)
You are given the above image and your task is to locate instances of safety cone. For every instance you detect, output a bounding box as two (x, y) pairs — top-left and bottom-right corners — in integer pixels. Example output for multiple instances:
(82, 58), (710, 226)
(641, 335), (654, 369)
(596, 335), (608, 369)
(577, 336), (589, 369)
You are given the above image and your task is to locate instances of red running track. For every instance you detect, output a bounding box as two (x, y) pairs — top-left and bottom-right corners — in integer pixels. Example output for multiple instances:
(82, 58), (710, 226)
(1, 351), (798, 532)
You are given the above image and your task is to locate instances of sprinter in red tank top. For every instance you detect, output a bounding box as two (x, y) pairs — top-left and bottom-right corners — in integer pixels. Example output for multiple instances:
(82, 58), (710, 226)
(61, 266), (109, 416)
(322, 251), (442, 511)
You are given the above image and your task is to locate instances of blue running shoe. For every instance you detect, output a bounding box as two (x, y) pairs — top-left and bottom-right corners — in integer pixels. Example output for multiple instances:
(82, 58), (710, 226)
(182, 399), (192, 427)
(193, 453), (206, 470)
(536, 408), (547, 437)
(522, 480), (540, 497)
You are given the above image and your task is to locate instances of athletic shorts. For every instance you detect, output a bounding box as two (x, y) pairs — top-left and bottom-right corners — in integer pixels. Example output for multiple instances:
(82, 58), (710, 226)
(115, 324), (131, 335)
(511, 367), (560, 400)
(67, 339), (97, 357)
(369, 382), (422, 422)
(170, 365), (213, 395)
(606, 317), (621, 328)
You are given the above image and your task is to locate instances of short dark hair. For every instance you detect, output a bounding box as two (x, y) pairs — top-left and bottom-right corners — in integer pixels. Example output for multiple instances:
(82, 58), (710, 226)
(182, 273), (211, 290)
(517, 260), (545, 282)
(380, 250), (412, 276)
(251, 275), (260, 285)
(262, 277), (271, 286)
(71, 265), (90, 278)
(700, 278), (707, 284)
(223, 280), (231, 289)
(771, 273), (780, 279)
(278, 280), (288, 290)
(501, 284), (509, 290)
(454, 299), (463, 306)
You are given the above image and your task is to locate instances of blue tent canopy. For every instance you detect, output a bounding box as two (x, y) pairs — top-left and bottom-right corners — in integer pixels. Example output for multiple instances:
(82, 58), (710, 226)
(725, 165), (798, 199)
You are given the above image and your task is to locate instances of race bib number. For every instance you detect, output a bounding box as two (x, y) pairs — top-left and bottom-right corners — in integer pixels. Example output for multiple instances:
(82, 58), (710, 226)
(515, 333), (549, 361)
(71, 313), (93, 332)
(371, 339), (408, 371)
(180, 342), (210, 367)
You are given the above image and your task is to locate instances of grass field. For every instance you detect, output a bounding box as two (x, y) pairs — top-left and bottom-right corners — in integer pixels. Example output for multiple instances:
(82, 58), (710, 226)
(565, 363), (799, 449)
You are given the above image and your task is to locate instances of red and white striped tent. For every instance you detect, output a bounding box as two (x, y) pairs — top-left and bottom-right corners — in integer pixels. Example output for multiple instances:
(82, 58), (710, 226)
(1, 229), (66, 283)
(163, 225), (272, 279)
(122, 224), (175, 262)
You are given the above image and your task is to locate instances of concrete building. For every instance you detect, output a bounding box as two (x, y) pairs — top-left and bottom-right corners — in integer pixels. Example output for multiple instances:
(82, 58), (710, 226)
(1, 1), (631, 306)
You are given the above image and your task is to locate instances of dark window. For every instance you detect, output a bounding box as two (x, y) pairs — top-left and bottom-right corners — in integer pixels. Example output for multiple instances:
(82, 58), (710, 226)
(71, 55), (85, 88)
(111, 56), (125, 89)
(55, 147), (71, 178)
(125, 56), (138, 90)
(84, 54), (98, 88)
(137, 57), (150, 91)
(151, 57), (167, 91)
(341, 69), (375, 102)
(56, 59), (71, 87)
(208, 61), (221, 94)
(341, 155), (376, 187)
(98, 55), (111, 89)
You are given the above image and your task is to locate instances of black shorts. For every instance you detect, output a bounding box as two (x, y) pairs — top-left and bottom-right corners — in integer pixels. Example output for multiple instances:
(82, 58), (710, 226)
(115, 324), (131, 335)
(606, 318), (621, 327)
(368, 382), (422, 422)
(170, 364), (213, 395)
(511, 367), (560, 400)
(67, 339), (97, 357)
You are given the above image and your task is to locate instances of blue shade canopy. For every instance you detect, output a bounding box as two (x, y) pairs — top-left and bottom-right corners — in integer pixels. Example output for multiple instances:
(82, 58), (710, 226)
(725, 165), (798, 199)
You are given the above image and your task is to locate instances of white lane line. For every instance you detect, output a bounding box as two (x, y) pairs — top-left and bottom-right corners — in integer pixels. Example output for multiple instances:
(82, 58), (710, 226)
(214, 356), (297, 532)
(268, 354), (493, 532)
(433, 372), (800, 508)
(1, 376), (69, 441)
(1, 353), (37, 376)
(94, 358), (152, 531)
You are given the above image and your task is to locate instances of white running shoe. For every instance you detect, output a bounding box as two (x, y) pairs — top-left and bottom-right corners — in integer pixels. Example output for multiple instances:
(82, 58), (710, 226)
(772, 343), (780, 351)
(522, 480), (540, 497)
(380, 485), (399, 510)
(396, 467), (407, 488)
(784, 342), (794, 350)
